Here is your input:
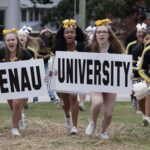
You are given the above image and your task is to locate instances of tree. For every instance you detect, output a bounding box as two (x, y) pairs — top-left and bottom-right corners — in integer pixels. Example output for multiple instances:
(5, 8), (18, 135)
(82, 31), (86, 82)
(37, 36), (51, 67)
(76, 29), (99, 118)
(41, 0), (75, 27)
(41, 0), (149, 28)
(86, 0), (126, 21)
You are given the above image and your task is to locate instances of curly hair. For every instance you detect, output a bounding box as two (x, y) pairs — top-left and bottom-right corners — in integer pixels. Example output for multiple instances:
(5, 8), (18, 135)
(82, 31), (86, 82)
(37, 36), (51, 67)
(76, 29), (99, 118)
(53, 25), (87, 53)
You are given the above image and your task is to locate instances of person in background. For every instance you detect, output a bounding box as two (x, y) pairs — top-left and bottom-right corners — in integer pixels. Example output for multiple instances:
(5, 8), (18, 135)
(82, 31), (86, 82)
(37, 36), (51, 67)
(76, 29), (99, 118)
(0, 28), (32, 136)
(138, 30), (150, 126)
(126, 23), (147, 112)
(38, 27), (59, 104)
(85, 26), (96, 44)
(18, 26), (39, 103)
(126, 23), (146, 55)
(18, 25), (38, 59)
(85, 19), (124, 140)
(53, 19), (87, 135)
(125, 11), (147, 47)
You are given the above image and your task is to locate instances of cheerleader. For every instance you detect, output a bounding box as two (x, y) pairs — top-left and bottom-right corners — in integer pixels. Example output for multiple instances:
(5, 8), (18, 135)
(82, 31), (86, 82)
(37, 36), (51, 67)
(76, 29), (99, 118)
(85, 19), (124, 140)
(0, 28), (32, 136)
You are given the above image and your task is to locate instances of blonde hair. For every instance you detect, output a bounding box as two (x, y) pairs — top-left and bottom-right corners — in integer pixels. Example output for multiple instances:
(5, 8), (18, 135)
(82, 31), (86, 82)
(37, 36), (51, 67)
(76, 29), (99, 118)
(4, 32), (22, 61)
(26, 36), (40, 57)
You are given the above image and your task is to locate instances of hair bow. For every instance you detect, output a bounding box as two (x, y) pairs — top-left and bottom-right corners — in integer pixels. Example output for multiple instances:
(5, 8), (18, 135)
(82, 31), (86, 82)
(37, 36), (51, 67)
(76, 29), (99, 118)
(85, 26), (96, 32)
(2, 28), (18, 35)
(95, 19), (112, 26)
(136, 23), (147, 31)
(62, 19), (77, 28)
(18, 25), (32, 34)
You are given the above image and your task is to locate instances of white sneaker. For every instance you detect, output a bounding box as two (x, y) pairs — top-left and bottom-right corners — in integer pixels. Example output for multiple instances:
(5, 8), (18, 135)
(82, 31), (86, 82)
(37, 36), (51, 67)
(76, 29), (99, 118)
(142, 115), (146, 120)
(18, 112), (25, 130)
(100, 132), (109, 140)
(65, 117), (72, 129)
(11, 128), (20, 136)
(70, 126), (78, 135)
(136, 110), (143, 115)
(85, 122), (95, 136)
(143, 116), (150, 127)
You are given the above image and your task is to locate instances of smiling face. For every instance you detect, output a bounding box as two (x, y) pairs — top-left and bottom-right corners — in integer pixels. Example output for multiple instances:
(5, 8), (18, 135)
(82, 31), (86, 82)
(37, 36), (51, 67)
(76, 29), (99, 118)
(64, 27), (76, 44)
(5, 33), (18, 52)
(136, 29), (145, 42)
(18, 32), (28, 47)
(95, 25), (109, 45)
(143, 33), (150, 46)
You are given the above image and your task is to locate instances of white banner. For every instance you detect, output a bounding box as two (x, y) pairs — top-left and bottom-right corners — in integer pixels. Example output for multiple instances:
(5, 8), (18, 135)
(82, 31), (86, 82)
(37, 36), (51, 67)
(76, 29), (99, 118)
(0, 59), (48, 100)
(49, 51), (132, 94)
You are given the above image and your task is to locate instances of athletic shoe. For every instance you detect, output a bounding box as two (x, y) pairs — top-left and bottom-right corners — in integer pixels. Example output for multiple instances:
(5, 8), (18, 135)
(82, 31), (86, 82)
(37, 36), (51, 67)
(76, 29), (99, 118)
(85, 121), (95, 136)
(65, 117), (73, 129)
(53, 99), (60, 104)
(136, 110), (143, 115)
(142, 115), (146, 120)
(33, 97), (38, 103)
(11, 128), (20, 136)
(50, 97), (60, 104)
(143, 116), (150, 127)
(70, 126), (78, 135)
(100, 132), (109, 140)
(18, 112), (25, 130)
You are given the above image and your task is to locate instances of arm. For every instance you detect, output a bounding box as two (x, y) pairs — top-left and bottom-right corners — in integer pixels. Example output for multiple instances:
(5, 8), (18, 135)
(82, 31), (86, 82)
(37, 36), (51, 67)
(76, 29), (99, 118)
(138, 46), (150, 83)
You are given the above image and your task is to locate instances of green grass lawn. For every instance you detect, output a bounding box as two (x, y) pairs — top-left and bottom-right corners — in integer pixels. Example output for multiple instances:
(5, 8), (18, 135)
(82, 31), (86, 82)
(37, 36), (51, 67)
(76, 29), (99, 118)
(0, 101), (150, 150)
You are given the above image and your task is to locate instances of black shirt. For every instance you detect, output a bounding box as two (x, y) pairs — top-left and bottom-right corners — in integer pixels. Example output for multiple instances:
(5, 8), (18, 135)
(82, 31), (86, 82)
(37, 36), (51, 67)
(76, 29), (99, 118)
(0, 47), (32, 62)
(132, 43), (144, 79)
(139, 44), (150, 83)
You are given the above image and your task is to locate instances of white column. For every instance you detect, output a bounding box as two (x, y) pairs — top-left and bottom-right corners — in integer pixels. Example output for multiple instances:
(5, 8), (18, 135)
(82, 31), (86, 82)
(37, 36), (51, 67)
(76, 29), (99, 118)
(26, 8), (29, 23)
(5, 0), (20, 28)
(79, 0), (86, 30)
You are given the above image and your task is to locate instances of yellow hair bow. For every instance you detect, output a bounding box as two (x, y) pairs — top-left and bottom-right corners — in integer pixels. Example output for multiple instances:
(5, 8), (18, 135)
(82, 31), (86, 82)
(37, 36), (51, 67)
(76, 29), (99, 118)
(2, 28), (18, 35)
(95, 19), (112, 26)
(63, 19), (77, 28)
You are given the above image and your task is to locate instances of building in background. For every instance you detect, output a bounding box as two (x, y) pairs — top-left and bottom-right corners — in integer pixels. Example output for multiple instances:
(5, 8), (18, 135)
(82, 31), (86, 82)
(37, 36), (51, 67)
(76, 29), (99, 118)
(0, 0), (61, 31)
(20, 0), (61, 30)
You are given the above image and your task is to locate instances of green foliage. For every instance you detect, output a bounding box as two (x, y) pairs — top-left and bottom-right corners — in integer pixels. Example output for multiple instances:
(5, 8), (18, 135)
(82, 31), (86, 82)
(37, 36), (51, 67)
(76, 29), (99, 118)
(146, 0), (150, 5)
(41, 0), (149, 28)
(1, 101), (150, 149)
(41, 0), (75, 27)
(0, 102), (150, 150)
(86, 0), (128, 22)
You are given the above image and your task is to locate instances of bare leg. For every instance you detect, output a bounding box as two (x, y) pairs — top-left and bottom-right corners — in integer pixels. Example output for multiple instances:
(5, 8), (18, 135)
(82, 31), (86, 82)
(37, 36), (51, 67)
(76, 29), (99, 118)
(145, 95), (150, 116)
(23, 98), (29, 109)
(58, 93), (70, 118)
(85, 93), (103, 136)
(78, 94), (86, 111)
(7, 100), (13, 111)
(138, 98), (146, 115)
(70, 94), (79, 127)
(11, 99), (24, 128)
(143, 95), (150, 126)
(101, 93), (116, 133)
(90, 92), (103, 124)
